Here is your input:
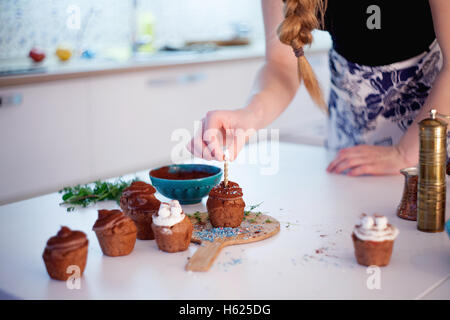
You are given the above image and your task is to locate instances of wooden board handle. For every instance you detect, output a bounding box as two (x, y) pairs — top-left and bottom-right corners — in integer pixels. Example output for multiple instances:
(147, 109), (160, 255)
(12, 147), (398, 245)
(185, 241), (224, 272)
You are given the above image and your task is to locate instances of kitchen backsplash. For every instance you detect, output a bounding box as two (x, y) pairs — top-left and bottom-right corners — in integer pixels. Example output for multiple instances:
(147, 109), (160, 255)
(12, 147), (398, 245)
(0, 0), (264, 60)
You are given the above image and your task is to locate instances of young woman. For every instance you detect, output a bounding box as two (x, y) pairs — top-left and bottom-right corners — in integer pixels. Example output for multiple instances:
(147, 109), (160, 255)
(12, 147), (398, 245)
(188, 0), (450, 176)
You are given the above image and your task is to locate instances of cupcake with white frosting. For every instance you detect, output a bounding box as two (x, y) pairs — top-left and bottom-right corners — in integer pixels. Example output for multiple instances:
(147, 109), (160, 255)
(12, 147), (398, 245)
(352, 214), (399, 266)
(151, 200), (193, 253)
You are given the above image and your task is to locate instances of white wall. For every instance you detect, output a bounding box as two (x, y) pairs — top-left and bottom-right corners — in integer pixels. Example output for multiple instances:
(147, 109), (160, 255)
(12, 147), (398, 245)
(0, 0), (264, 59)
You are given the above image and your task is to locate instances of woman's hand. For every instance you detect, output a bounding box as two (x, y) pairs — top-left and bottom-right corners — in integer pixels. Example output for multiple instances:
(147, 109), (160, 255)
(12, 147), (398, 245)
(326, 145), (413, 176)
(186, 109), (255, 161)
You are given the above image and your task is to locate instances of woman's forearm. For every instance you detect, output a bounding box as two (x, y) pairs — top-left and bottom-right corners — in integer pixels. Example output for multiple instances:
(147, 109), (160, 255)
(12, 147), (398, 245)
(242, 60), (299, 130)
(239, 0), (300, 131)
(397, 67), (450, 164)
(399, 0), (450, 165)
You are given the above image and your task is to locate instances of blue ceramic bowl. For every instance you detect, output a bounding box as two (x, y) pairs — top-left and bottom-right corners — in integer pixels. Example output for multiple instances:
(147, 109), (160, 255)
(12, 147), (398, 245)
(445, 220), (450, 239)
(149, 164), (222, 204)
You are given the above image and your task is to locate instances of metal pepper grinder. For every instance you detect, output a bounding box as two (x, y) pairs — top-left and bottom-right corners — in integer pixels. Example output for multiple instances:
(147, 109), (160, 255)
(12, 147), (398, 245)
(417, 109), (448, 232)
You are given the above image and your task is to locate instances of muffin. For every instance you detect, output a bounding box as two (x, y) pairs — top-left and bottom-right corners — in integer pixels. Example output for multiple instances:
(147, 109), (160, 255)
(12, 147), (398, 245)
(352, 214), (399, 267)
(92, 209), (137, 257)
(151, 200), (193, 253)
(120, 181), (161, 240)
(42, 226), (89, 281)
(206, 181), (245, 228)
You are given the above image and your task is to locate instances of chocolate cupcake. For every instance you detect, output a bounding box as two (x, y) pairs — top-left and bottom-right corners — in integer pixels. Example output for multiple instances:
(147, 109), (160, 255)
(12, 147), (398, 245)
(352, 214), (399, 267)
(42, 226), (88, 281)
(120, 181), (161, 240)
(206, 181), (245, 228)
(93, 209), (137, 257)
(151, 200), (193, 253)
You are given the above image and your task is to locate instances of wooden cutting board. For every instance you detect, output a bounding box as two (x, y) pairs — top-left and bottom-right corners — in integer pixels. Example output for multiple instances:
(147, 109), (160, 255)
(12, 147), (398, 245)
(186, 212), (280, 272)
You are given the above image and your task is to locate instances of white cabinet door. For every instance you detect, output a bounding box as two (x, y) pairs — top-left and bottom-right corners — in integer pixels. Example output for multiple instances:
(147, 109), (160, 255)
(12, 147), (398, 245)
(0, 80), (91, 204)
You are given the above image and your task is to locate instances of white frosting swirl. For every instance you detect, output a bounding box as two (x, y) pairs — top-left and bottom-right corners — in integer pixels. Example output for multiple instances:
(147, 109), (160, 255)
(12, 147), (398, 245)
(353, 214), (399, 242)
(152, 200), (185, 227)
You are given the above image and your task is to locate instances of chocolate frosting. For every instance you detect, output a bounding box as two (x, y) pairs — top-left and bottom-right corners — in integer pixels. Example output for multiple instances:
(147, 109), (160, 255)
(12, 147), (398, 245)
(45, 226), (88, 252)
(209, 181), (243, 200)
(92, 209), (130, 231)
(120, 181), (160, 213)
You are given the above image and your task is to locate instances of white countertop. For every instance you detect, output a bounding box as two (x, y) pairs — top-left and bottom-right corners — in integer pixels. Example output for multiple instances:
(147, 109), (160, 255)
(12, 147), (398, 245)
(0, 30), (332, 87)
(0, 143), (448, 299)
(0, 45), (265, 87)
(0, 44), (266, 78)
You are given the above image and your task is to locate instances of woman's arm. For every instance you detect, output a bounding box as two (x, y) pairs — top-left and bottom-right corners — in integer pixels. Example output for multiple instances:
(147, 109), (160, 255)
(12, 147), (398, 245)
(327, 0), (450, 176)
(245, 0), (300, 130)
(187, 0), (299, 160)
(397, 0), (450, 163)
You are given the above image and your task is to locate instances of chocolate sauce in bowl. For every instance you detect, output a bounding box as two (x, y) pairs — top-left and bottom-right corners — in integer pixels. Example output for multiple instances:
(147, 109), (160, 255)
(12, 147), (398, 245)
(150, 166), (215, 180)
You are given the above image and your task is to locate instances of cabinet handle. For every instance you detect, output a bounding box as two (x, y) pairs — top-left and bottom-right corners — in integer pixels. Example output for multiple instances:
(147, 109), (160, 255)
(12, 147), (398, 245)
(0, 93), (23, 108)
(147, 73), (207, 86)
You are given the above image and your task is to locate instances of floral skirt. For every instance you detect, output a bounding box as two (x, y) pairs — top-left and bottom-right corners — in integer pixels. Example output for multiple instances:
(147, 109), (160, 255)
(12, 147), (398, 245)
(326, 39), (443, 154)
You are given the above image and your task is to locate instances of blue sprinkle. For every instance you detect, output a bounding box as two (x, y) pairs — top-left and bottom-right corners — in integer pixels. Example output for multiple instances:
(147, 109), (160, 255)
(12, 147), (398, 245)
(194, 226), (243, 242)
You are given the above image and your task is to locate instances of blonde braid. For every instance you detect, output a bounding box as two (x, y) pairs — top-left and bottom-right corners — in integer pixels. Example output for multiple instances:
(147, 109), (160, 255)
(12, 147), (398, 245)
(277, 0), (327, 111)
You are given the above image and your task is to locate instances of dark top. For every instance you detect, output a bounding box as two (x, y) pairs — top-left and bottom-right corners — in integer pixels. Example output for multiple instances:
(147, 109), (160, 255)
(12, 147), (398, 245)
(323, 0), (436, 66)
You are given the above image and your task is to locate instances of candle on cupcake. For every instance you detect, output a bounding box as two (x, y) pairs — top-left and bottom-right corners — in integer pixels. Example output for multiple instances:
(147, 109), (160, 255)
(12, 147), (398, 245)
(224, 149), (229, 187)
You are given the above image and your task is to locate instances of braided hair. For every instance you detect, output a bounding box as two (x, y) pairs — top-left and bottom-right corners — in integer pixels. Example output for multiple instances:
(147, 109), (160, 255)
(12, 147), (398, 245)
(277, 0), (327, 111)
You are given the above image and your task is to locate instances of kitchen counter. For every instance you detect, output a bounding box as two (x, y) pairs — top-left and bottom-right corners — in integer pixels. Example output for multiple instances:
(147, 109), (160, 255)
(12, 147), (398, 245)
(0, 143), (448, 299)
(0, 45), (265, 87)
(0, 31), (332, 88)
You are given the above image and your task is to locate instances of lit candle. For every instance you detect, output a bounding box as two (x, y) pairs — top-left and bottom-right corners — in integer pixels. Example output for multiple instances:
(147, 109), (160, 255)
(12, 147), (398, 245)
(224, 149), (229, 187)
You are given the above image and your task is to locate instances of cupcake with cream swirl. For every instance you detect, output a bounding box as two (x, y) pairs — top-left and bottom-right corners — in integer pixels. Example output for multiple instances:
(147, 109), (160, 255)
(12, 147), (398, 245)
(352, 214), (399, 266)
(151, 200), (193, 253)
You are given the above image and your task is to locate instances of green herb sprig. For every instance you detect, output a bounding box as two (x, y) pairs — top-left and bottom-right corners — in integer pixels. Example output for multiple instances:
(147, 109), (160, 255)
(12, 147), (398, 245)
(193, 211), (202, 223)
(243, 202), (264, 222)
(244, 201), (263, 216)
(59, 178), (139, 212)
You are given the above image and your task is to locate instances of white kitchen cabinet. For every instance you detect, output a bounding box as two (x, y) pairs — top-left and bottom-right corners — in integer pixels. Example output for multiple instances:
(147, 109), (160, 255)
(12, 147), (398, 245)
(0, 80), (92, 204)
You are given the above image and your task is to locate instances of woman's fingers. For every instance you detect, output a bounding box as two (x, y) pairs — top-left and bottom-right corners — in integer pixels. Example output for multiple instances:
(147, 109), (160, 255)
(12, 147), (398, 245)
(186, 123), (214, 160)
(204, 135), (223, 160)
(347, 164), (376, 176)
(186, 109), (253, 162)
(328, 145), (408, 176)
(331, 156), (370, 174)
(187, 110), (233, 161)
(327, 150), (359, 172)
(327, 145), (376, 173)
(202, 114), (225, 161)
(327, 145), (372, 174)
(189, 137), (213, 160)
